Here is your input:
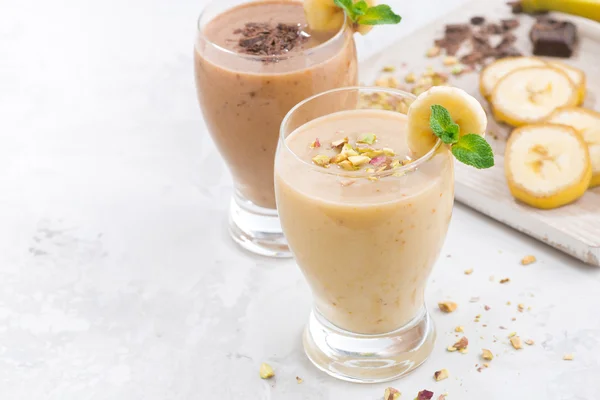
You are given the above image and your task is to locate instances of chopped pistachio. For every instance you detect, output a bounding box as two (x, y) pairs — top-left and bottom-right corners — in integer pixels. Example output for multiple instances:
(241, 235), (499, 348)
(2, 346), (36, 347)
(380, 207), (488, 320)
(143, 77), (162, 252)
(364, 150), (384, 159)
(348, 155), (371, 166)
(338, 160), (357, 171)
(443, 56), (458, 66)
(508, 332), (517, 338)
(382, 147), (395, 156)
(464, 268), (473, 275)
(447, 345), (457, 352)
(259, 363), (275, 379)
(312, 154), (330, 167)
(525, 339), (534, 346)
(357, 133), (377, 145)
(438, 301), (458, 313)
(455, 326), (464, 333)
(382, 65), (396, 72)
(563, 353), (574, 360)
(459, 348), (468, 354)
(482, 349), (494, 360)
(384, 387), (401, 400)
(518, 303), (525, 312)
(454, 336), (469, 350)
(404, 72), (416, 83)
(434, 369), (449, 381)
(510, 336), (523, 350)
(521, 255), (536, 265)
(331, 137), (349, 149)
(296, 376), (303, 384)
(451, 64), (466, 75)
(309, 138), (321, 148)
(330, 153), (348, 164)
(341, 143), (359, 157)
(500, 278), (510, 284)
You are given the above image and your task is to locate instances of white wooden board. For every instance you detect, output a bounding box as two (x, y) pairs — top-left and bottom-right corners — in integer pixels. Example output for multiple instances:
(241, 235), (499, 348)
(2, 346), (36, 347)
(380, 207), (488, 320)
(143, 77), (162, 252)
(361, 0), (600, 265)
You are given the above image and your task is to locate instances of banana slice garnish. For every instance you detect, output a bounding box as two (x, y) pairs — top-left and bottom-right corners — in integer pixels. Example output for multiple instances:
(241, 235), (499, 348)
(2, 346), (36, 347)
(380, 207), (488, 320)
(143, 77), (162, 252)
(479, 57), (546, 100)
(303, 0), (376, 34)
(505, 124), (592, 209)
(491, 66), (578, 127)
(407, 86), (487, 157)
(546, 107), (600, 188)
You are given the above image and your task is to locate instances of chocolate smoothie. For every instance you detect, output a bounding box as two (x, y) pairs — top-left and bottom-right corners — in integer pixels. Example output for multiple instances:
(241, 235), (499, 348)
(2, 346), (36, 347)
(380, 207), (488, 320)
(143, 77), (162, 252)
(195, 0), (358, 209)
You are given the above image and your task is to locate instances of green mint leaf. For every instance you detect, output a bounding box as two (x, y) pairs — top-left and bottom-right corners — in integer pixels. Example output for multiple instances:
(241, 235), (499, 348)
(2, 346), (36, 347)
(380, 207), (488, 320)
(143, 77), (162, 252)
(451, 134), (495, 169)
(356, 4), (402, 25)
(333, 0), (358, 21)
(353, 0), (368, 16)
(429, 105), (459, 144)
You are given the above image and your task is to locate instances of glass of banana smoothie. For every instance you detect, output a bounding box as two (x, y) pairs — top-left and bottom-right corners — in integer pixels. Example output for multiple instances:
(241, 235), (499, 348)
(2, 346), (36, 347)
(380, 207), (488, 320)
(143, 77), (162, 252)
(275, 87), (455, 382)
(194, 0), (358, 257)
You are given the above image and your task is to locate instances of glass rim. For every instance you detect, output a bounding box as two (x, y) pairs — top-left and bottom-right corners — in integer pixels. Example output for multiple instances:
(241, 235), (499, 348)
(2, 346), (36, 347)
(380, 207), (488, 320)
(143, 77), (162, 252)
(196, 0), (350, 62)
(279, 86), (443, 178)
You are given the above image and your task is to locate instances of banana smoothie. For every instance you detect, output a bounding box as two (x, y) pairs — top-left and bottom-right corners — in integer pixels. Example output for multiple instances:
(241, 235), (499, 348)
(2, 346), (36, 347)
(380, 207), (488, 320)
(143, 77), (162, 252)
(275, 109), (454, 335)
(195, 0), (358, 209)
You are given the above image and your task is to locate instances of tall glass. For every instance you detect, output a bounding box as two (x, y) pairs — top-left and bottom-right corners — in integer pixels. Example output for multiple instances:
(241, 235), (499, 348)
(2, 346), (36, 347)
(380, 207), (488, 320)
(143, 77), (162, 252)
(275, 87), (454, 382)
(194, 0), (358, 257)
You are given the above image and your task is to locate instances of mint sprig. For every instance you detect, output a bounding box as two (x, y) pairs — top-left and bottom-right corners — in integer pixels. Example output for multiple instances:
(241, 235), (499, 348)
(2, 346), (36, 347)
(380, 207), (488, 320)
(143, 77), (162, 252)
(429, 105), (494, 169)
(333, 0), (401, 25)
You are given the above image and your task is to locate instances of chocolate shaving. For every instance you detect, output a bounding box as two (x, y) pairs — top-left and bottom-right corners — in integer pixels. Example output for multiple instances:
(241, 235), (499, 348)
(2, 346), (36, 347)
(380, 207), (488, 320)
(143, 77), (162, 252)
(234, 22), (308, 56)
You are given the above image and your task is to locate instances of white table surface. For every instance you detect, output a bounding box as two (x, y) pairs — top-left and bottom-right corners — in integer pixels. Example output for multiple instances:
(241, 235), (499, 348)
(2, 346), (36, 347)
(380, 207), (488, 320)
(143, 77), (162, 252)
(2, 0), (600, 399)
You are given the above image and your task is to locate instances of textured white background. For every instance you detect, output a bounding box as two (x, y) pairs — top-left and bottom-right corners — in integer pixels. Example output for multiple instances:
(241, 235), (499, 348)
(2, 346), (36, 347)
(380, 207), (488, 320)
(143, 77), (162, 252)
(1, 0), (600, 399)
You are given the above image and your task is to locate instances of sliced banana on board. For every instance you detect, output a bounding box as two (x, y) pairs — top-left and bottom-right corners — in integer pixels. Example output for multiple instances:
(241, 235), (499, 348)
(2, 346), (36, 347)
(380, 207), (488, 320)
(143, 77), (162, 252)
(491, 66), (578, 127)
(505, 124), (592, 209)
(479, 57), (546, 100)
(546, 107), (600, 188)
(547, 61), (586, 106)
(407, 86), (487, 157)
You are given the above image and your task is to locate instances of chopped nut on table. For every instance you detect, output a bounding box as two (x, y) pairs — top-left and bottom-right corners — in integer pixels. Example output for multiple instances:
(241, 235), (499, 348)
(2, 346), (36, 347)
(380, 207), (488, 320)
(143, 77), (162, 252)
(482, 349), (494, 360)
(384, 387), (401, 400)
(259, 363), (275, 379)
(454, 336), (469, 350)
(455, 326), (464, 333)
(434, 369), (449, 381)
(525, 339), (535, 346)
(295, 376), (303, 384)
(521, 255), (537, 265)
(417, 390), (435, 400)
(464, 268), (473, 275)
(438, 301), (458, 313)
(563, 354), (574, 361)
(510, 336), (523, 350)
(500, 278), (510, 284)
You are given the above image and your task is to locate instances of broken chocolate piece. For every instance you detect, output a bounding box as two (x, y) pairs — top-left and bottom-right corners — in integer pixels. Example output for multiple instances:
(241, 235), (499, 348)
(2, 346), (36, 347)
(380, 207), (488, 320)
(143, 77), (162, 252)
(530, 18), (577, 58)
(235, 22), (308, 56)
(501, 18), (520, 30)
(470, 16), (485, 25)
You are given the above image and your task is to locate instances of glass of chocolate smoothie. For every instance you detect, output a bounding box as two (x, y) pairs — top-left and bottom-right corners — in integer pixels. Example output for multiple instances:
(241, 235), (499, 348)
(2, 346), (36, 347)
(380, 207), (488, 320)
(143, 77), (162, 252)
(195, 0), (358, 257)
(275, 87), (454, 382)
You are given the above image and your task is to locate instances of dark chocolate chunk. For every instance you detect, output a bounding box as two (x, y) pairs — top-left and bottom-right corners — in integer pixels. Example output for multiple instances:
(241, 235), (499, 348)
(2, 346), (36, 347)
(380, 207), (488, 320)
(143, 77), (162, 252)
(470, 16), (486, 25)
(501, 19), (520, 30)
(530, 18), (577, 58)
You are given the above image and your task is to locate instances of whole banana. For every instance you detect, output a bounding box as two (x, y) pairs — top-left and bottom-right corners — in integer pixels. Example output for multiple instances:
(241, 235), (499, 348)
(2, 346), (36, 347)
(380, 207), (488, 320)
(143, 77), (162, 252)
(512, 0), (600, 22)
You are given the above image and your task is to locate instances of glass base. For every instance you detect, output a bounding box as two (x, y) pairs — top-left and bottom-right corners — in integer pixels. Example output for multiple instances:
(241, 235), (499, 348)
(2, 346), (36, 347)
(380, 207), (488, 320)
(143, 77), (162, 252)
(303, 307), (435, 383)
(228, 192), (291, 258)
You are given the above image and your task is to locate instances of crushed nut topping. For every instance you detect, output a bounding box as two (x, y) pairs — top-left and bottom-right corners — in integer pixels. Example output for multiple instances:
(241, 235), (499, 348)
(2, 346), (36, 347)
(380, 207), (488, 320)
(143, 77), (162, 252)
(455, 326), (464, 333)
(384, 387), (401, 400)
(434, 369), (449, 381)
(563, 354), (574, 361)
(259, 363), (275, 379)
(309, 138), (321, 149)
(464, 268), (473, 275)
(500, 278), (510, 284)
(438, 301), (458, 313)
(296, 376), (303, 384)
(525, 339), (534, 346)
